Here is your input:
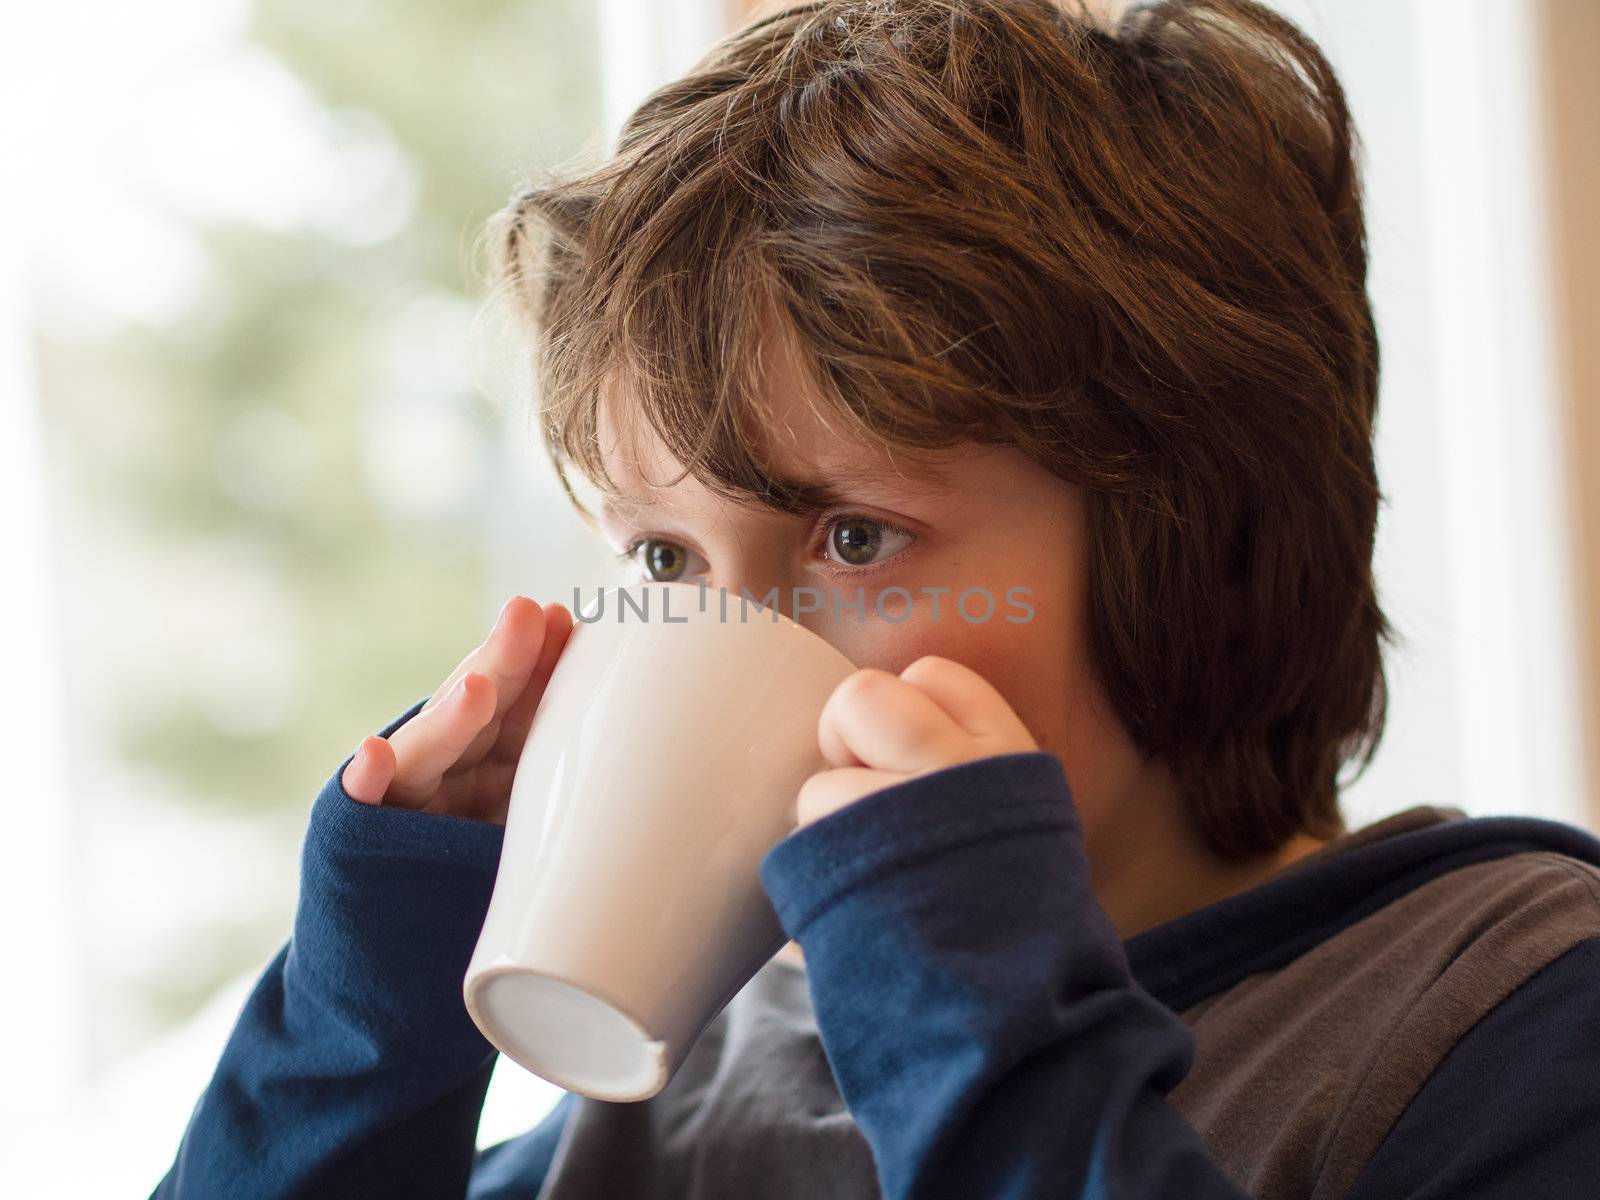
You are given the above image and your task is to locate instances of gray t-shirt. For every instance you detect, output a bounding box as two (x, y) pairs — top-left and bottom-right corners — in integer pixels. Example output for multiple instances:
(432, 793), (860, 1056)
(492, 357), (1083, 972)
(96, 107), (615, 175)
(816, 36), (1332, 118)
(536, 952), (881, 1198)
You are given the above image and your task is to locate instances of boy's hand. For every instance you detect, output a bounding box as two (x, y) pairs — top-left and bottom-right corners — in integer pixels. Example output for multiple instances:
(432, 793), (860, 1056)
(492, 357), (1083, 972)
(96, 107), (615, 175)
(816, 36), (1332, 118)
(796, 655), (1040, 829)
(339, 596), (576, 824)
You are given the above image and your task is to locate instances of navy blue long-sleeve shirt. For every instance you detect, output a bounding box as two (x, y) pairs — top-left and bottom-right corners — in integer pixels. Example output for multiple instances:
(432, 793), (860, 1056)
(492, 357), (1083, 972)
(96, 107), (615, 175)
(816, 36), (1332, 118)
(151, 696), (1600, 1198)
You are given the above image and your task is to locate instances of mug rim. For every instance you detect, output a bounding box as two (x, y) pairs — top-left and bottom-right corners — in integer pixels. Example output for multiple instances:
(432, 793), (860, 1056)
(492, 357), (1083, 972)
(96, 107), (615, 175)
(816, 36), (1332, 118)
(580, 581), (858, 671)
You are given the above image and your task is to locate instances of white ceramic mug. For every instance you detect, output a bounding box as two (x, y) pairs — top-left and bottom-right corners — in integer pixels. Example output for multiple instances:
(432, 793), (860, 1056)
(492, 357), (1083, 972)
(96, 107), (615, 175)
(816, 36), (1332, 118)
(462, 581), (857, 1102)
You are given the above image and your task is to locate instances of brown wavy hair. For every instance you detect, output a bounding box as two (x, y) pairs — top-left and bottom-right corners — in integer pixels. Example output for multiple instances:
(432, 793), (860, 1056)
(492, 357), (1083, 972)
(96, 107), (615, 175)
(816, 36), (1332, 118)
(481, 0), (1395, 862)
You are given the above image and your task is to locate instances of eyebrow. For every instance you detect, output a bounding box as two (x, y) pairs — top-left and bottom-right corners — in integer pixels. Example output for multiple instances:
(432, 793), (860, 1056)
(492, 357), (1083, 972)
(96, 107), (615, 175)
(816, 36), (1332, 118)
(597, 469), (937, 523)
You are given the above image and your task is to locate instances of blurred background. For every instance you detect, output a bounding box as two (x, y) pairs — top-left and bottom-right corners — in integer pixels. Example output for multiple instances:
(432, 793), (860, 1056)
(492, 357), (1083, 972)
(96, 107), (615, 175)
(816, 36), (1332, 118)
(2, 0), (1595, 1193)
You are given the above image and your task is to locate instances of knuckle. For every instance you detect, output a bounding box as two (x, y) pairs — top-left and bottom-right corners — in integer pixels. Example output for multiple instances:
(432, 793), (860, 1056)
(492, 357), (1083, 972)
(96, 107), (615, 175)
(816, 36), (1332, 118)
(901, 654), (937, 675)
(901, 654), (955, 683)
(837, 667), (893, 706)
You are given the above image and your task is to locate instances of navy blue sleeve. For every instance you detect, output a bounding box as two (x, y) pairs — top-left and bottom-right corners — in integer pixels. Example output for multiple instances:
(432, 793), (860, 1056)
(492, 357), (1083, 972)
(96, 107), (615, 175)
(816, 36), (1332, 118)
(1343, 935), (1600, 1198)
(757, 750), (1253, 1200)
(148, 696), (558, 1200)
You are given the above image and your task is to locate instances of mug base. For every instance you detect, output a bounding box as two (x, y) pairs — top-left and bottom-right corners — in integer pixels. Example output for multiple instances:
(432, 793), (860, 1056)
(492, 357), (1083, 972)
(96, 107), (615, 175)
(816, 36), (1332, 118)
(467, 968), (670, 1102)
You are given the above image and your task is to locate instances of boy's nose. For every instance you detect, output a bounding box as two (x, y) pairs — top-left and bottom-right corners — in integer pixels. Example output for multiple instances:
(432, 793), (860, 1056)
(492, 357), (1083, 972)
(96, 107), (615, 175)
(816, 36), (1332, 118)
(705, 574), (837, 642)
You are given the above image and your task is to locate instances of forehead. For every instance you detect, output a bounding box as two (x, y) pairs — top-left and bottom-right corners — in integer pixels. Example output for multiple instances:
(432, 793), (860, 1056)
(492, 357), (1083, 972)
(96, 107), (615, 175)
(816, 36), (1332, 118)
(594, 307), (944, 510)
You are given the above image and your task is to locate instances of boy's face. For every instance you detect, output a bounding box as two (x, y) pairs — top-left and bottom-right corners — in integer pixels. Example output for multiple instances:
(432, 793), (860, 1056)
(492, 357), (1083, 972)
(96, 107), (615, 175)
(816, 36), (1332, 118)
(589, 324), (1161, 847)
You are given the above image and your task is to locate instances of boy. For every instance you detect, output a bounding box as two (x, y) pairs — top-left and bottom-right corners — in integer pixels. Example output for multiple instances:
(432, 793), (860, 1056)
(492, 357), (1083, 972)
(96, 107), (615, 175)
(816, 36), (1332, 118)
(152, 1), (1600, 1197)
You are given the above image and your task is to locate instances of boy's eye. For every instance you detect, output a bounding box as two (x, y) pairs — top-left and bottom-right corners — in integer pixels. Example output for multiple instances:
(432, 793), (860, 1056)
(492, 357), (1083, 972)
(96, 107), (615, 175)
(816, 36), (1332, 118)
(616, 516), (914, 581)
(824, 517), (914, 569)
(621, 538), (706, 583)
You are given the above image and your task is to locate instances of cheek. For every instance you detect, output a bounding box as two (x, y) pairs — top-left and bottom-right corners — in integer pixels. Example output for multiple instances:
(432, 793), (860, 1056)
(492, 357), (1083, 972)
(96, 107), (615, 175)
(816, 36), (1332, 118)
(848, 606), (1132, 837)
(818, 591), (1083, 752)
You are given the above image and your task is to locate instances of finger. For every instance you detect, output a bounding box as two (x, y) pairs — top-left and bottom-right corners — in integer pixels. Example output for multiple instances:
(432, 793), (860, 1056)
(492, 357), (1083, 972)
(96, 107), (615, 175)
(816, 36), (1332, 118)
(796, 765), (903, 827)
(341, 734), (397, 805)
(424, 596), (549, 728)
(449, 597), (560, 764)
(817, 668), (969, 776)
(396, 596), (548, 774)
(385, 672), (498, 807)
(896, 655), (1035, 745)
(489, 600), (576, 763)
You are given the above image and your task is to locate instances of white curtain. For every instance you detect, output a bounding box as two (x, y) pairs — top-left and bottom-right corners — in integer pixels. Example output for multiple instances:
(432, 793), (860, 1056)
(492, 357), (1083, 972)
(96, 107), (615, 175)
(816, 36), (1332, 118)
(0, 42), (87, 1127)
(1268, 0), (1587, 828)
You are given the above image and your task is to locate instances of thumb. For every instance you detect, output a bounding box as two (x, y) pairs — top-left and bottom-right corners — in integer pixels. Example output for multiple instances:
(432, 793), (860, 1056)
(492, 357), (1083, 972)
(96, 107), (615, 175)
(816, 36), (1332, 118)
(342, 735), (397, 805)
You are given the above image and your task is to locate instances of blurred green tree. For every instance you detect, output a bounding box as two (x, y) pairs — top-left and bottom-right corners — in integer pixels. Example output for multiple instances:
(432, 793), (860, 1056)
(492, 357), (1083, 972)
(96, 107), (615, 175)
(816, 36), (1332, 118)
(34, 0), (601, 1046)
